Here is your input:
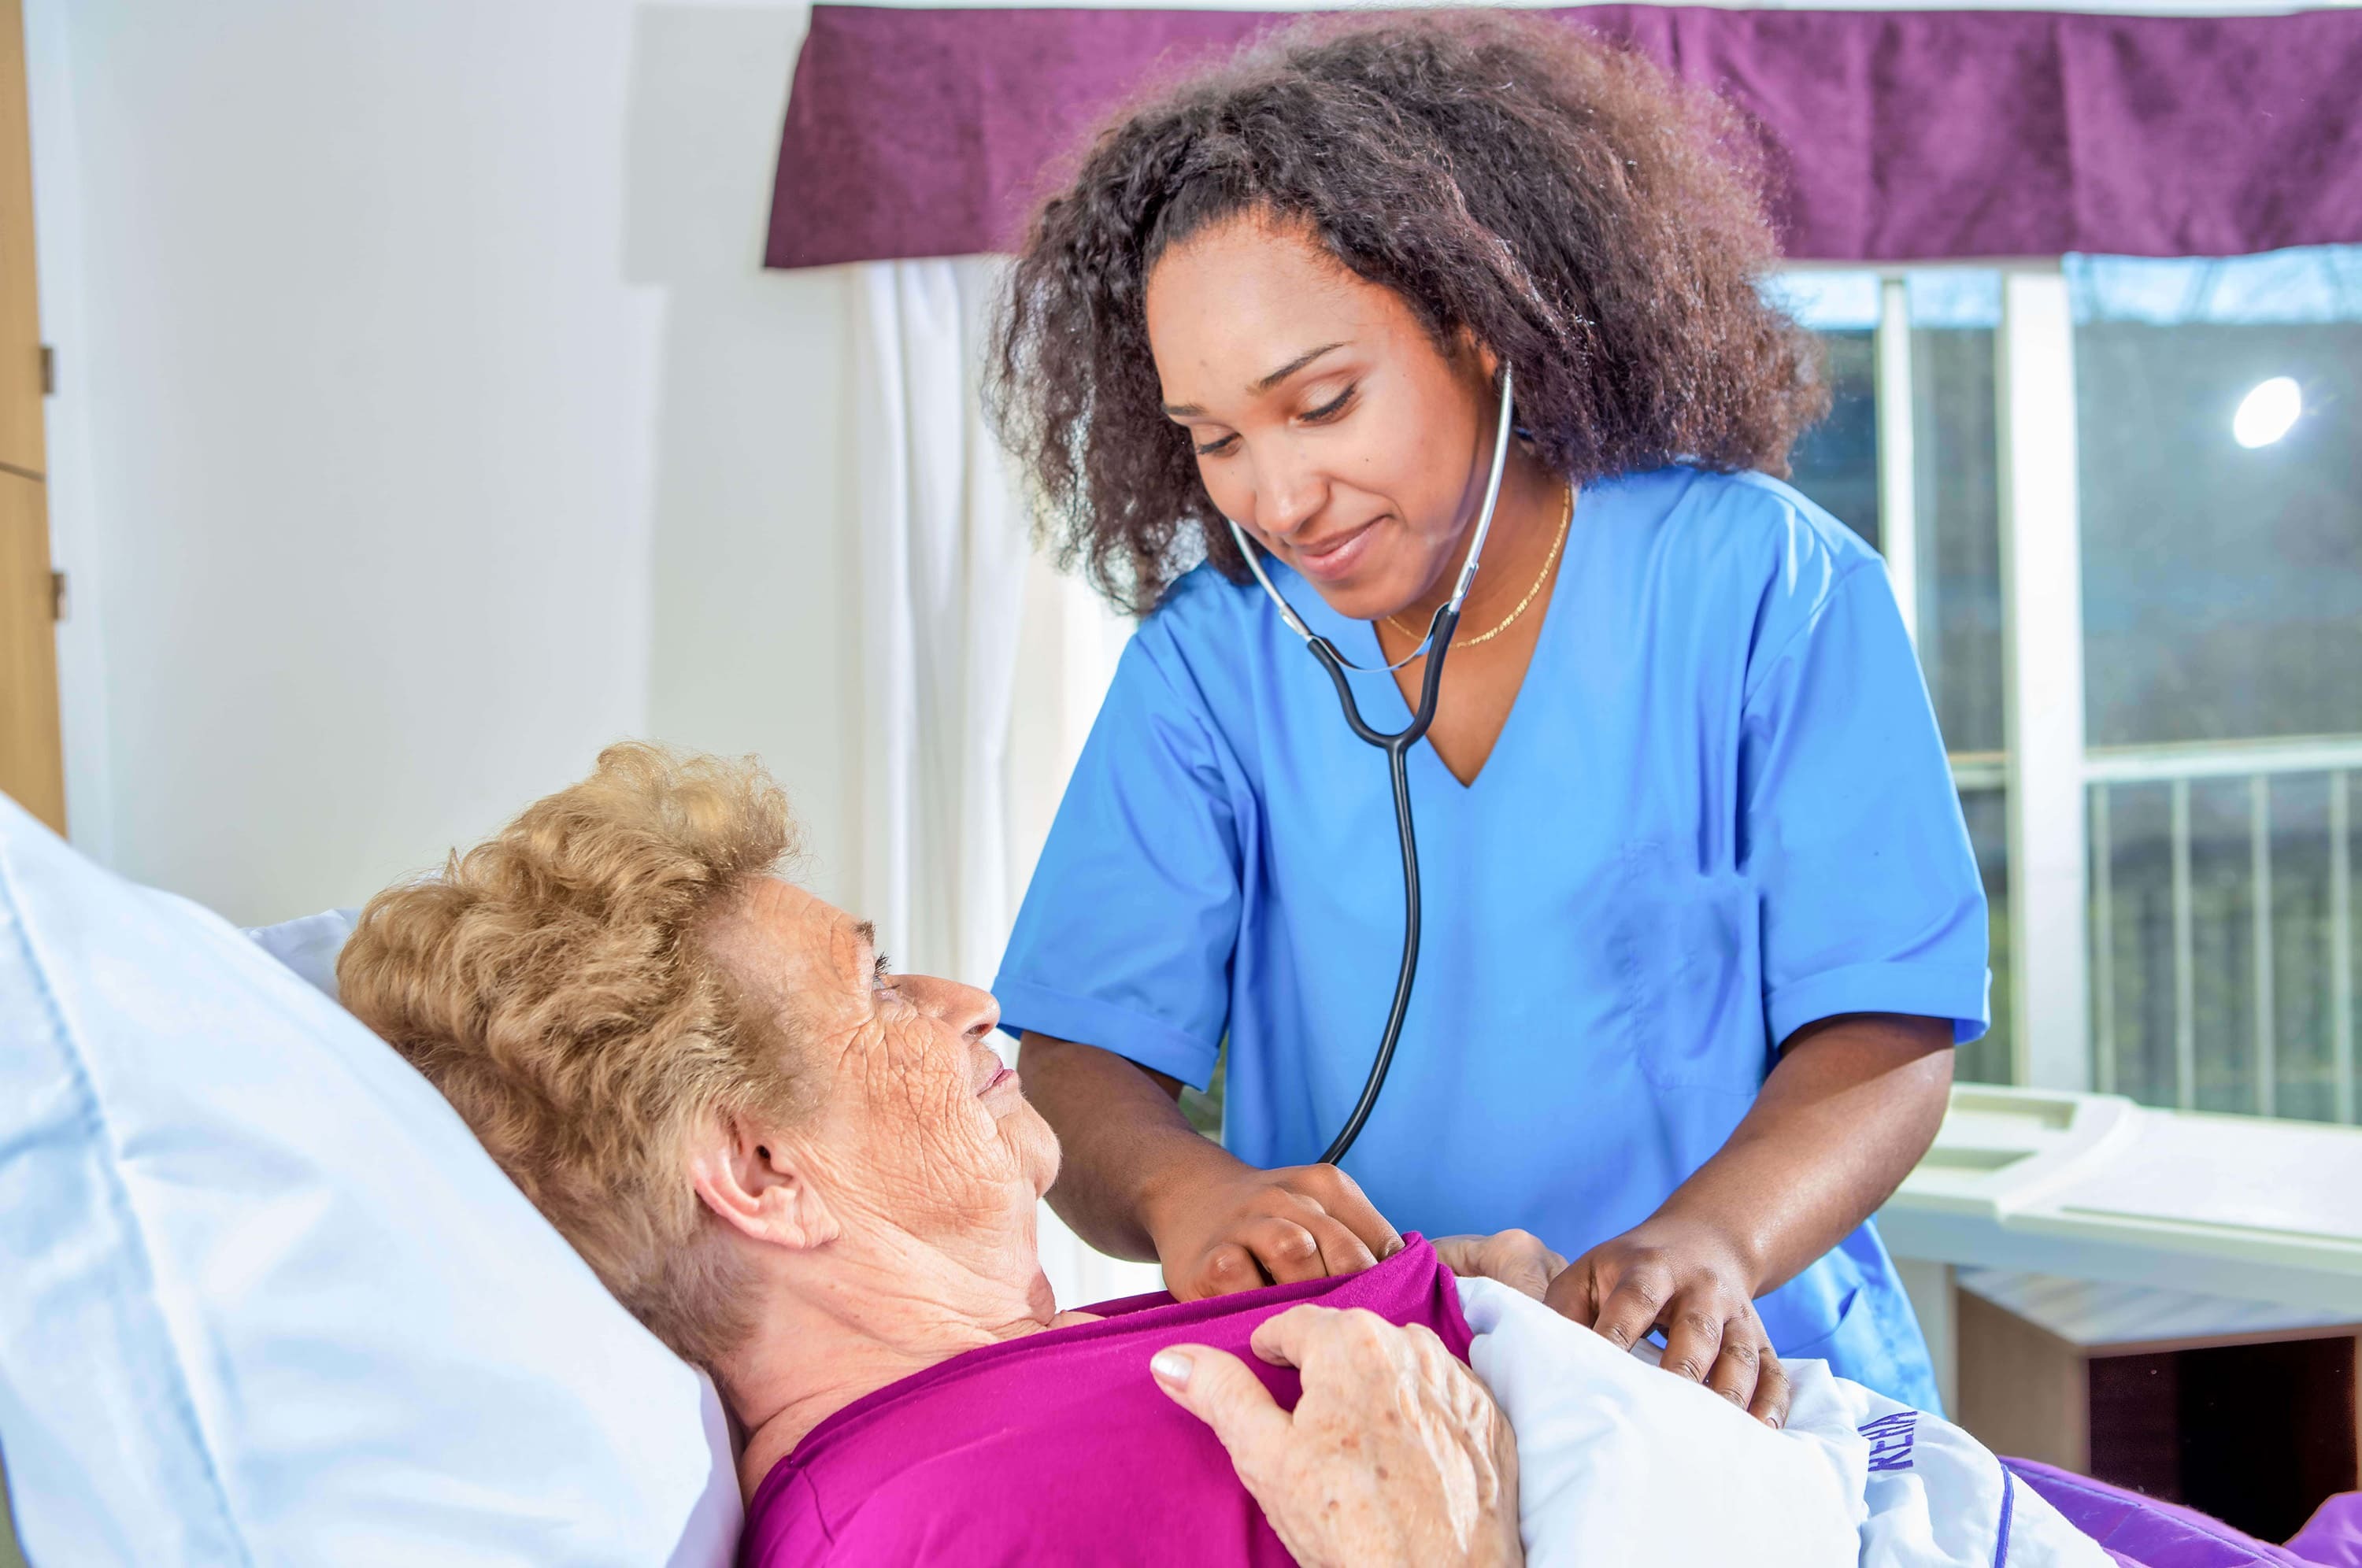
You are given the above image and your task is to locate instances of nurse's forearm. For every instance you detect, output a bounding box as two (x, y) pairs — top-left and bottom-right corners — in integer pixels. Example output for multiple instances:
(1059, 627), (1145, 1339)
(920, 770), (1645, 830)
(1017, 1031), (1249, 1262)
(1664, 1012), (1954, 1296)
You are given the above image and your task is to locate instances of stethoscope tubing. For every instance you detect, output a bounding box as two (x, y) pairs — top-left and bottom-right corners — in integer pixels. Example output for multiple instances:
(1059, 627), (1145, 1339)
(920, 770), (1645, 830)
(1301, 612), (1457, 1163)
(1224, 365), (1519, 1167)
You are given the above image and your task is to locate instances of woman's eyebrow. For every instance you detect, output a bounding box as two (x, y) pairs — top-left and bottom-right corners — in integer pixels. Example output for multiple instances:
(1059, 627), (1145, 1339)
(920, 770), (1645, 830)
(1250, 340), (1347, 394)
(1160, 341), (1349, 417)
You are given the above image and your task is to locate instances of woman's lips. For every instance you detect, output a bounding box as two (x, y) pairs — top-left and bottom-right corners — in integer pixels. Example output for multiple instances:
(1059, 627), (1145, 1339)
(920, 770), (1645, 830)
(980, 1065), (1018, 1096)
(1288, 519), (1379, 583)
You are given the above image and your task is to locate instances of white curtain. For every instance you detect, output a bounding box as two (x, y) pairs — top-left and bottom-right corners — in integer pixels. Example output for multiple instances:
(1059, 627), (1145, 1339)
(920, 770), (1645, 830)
(848, 257), (1161, 1310)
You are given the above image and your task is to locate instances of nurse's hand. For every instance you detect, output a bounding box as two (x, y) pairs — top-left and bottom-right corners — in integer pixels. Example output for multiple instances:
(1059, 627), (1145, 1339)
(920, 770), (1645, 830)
(1431, 1231), (1568, 1302)
(1546, 1214), (1792, 1428)
(1151, 1305), (1523, 1568)
(1147, 1162), (1404, 1299)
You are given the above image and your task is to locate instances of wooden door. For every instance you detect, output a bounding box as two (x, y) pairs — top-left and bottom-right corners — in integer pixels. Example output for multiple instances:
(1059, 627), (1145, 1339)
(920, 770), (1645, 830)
(0, 0), (63, 833)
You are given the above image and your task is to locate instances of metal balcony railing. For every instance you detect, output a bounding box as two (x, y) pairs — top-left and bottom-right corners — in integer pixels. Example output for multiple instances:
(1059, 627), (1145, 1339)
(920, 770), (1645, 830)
(2086, 735), (2361, 1124)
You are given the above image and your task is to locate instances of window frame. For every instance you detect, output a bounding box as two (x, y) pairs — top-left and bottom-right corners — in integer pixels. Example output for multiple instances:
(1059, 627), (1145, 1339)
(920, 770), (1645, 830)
(1992, 268), (2092, 1092)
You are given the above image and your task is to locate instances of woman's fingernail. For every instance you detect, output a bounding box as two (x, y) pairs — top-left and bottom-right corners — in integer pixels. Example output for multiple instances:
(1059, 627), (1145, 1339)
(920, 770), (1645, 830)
(1151, 1350), (1194, 1387)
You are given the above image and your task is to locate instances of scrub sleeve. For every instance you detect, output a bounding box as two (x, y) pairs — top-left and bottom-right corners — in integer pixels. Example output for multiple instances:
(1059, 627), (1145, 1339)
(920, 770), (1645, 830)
(1742, 557), (1990, 1049)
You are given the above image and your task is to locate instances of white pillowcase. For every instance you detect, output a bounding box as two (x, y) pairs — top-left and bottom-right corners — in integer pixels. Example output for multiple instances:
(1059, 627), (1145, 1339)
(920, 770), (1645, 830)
(0, 797), (741, 1566)
(242, 906), (359, 1002)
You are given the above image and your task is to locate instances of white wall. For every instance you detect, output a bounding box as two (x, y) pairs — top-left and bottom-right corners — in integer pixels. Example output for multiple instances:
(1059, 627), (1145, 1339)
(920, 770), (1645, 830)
(24, 0), (862, 925)
(12, 2), (1164, 1396)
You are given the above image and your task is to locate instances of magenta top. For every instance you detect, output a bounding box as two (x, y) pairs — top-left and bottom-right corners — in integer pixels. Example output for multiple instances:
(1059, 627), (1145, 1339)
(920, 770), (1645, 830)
(738, 1235), (1472, 1566)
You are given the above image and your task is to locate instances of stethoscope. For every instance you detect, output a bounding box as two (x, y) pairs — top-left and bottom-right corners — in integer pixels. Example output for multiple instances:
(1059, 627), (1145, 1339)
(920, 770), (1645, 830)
(1224, 364), (1520, 1166)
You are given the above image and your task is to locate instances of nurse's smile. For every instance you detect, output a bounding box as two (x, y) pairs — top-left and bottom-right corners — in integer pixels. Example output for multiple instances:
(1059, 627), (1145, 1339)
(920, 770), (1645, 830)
(1283, 517), (1379, 583)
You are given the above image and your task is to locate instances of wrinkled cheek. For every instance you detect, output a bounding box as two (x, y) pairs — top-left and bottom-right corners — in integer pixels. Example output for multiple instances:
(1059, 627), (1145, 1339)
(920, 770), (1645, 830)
(913, 1106), (1000, 1194)
(924, 1090), (1031, 1198)
(862, 1049), (994, 1188)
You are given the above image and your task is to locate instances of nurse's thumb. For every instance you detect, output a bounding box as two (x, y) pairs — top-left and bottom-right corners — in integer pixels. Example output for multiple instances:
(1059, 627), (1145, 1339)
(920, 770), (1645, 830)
(1152, 1344), (1290, 1466)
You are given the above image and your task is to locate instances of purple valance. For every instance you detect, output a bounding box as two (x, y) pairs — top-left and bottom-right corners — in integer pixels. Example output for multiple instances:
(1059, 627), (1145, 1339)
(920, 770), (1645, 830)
(766, 5), (2362, 268)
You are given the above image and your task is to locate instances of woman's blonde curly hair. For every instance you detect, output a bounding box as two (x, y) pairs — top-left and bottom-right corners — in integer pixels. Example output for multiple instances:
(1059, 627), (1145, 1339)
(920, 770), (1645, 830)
(339, 742), (802, 1367)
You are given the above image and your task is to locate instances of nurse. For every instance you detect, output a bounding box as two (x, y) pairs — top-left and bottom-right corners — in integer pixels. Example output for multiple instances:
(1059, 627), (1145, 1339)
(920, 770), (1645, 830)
(987, 13), (1985, 1418)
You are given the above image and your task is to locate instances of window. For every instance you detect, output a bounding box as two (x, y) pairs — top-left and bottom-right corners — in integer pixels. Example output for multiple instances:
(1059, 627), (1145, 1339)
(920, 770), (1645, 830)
(1780, 247), (2362, 1124)
(2074, 248), (2362, 1122)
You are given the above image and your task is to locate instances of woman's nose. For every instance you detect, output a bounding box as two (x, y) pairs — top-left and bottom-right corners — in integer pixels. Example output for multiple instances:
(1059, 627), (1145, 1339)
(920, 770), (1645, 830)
(901, 973), (1000, 1043)
(1251, 446), (1326, 541)
(947, 982), (1000, 1044)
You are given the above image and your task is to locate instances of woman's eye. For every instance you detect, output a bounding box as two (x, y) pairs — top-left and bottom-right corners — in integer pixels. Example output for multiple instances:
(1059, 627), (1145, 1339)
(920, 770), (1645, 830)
(1189, 386), (1352, 457)
(1301, 385), (1357, 423)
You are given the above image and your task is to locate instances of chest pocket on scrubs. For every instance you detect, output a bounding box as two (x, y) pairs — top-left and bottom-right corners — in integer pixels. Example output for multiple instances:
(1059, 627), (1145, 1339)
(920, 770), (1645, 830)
(1610, 842), (1764, 1090)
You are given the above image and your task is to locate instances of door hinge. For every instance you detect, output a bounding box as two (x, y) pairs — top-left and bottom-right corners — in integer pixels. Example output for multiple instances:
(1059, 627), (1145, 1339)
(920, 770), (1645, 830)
(51, 570), (68, 623)
(39, 346), (54, 398)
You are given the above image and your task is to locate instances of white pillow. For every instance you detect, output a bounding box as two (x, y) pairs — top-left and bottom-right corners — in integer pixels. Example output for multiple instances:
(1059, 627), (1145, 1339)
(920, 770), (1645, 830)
(0, 797), (741, 1566)
(242, 907), (359, 1001)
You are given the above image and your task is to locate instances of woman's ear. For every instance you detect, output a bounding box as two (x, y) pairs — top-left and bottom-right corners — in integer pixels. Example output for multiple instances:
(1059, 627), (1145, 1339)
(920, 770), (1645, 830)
(1456, 327), (1501, 383)
(689, 1116), (839, 1252)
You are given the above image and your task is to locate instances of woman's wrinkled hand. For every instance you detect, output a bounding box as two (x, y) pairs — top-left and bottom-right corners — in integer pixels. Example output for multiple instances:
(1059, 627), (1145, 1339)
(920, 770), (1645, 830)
(1151, 1304), (1523, 1568)
(1544, 1212), (1791, 1428)
(1431, 1230), (1568, 1302)
(1146, 1162), (1404, 1300)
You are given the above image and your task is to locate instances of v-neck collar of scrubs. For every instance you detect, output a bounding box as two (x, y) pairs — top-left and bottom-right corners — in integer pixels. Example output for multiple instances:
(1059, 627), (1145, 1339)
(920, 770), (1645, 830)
(1272, 487), (1577, 797)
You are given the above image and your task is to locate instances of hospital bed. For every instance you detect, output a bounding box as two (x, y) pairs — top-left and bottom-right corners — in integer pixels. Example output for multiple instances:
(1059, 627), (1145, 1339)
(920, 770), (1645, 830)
(0, 796), (2355, 1566)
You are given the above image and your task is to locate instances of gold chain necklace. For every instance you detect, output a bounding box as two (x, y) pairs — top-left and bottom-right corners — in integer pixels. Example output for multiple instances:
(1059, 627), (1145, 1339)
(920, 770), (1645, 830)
(1386, 482), (1573, 651)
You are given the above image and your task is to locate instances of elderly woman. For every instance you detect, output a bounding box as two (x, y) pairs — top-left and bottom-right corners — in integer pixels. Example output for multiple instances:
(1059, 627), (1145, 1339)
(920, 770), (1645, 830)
(337, 743), (1525, 1568)
(338, 744), (2113, 1568)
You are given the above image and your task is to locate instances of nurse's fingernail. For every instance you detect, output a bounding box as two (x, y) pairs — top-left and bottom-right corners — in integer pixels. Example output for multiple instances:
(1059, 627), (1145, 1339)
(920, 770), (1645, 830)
(1150, 1350), (1194, 1388)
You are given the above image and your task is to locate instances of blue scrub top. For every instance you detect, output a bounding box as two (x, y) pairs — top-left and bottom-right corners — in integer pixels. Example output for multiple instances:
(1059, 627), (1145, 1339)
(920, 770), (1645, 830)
(994, 467), (1987, 1410)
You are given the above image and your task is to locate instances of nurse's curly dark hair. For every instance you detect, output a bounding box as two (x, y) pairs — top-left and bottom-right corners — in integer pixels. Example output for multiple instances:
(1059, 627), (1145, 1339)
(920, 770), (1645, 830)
(987, 10), (1827, 614)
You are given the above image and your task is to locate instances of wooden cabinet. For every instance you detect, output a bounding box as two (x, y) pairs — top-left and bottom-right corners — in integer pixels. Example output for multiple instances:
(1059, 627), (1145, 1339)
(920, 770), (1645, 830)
(0, 0), (42, 476)
(1956, 1268), (2362, 1546)
(0, 469), (60, 829)
(0, 0), (61, 834)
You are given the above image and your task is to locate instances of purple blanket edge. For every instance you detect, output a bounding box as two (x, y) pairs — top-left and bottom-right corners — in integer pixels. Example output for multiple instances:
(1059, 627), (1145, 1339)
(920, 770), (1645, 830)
(2006, 1460), (2361, 1568)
